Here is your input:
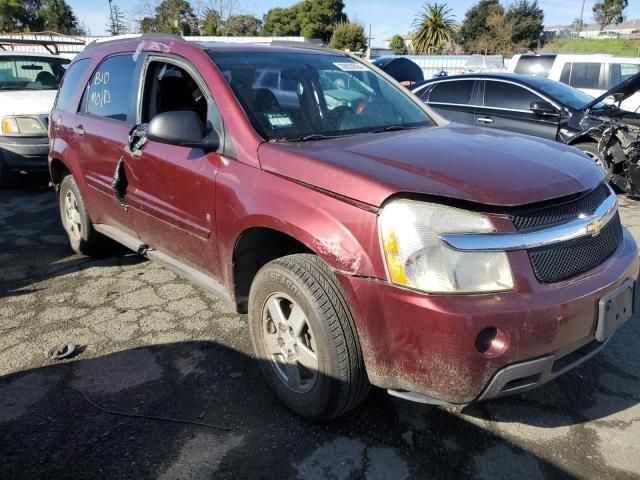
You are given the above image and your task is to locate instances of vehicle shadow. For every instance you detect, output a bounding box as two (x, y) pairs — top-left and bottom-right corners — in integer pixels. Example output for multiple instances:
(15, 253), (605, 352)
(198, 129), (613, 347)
(0, 179), (142, 300)
(1, 177), (638, 478)
(0, 340), (582, 480)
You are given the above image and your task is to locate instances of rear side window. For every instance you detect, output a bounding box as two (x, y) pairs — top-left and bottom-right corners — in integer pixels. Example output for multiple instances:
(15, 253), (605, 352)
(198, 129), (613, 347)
(55, 59), (89, 112)
(514, 56), (555, 77)
(428, 81), (474, 105)
(82, 54), (136, 122)
(609, 63), (640, 87)
(561, 62), (602, 89)
(484, 81), (540, 111)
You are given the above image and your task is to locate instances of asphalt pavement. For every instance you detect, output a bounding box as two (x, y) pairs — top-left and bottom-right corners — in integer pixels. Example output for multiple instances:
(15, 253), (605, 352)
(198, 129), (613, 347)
(1, 175), (639, 479)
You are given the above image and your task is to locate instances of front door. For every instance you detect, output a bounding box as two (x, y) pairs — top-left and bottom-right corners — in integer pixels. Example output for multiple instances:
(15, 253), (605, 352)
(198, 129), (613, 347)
(125, 56), (222, 276)
(477, 80), (560, 141)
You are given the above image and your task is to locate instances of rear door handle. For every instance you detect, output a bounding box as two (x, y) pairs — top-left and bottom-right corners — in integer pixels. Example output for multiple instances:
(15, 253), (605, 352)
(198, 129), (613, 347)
(476, 116), (494, 124)
(72, 125), (85, 135)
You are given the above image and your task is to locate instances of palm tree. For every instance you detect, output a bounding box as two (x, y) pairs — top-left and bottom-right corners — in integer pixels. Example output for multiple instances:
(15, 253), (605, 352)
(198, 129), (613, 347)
(412, 3), (456, 54)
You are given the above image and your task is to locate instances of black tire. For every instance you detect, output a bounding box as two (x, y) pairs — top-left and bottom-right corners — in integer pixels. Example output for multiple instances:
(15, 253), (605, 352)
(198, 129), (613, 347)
(248, 254), (370, 420)
(59, 175), (108, 255)
(0, 158), (10, 188)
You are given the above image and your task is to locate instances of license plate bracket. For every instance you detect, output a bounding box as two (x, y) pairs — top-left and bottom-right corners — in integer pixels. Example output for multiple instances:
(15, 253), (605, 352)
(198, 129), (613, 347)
(596, 278), (635, 342)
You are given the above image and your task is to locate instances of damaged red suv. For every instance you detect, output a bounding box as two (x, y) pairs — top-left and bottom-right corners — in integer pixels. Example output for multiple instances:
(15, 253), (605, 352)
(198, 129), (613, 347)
(49, 35), (638, 420)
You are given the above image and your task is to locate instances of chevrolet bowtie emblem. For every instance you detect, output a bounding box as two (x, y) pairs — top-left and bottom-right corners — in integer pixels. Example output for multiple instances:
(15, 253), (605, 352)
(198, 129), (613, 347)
(587, 217), (604, 236)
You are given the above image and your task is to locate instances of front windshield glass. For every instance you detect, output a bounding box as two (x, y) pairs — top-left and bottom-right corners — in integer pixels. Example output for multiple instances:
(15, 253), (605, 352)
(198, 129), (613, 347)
(529, 77), (605, 110)
(209, 51), (434, 141)
(0, 56), (70, 91)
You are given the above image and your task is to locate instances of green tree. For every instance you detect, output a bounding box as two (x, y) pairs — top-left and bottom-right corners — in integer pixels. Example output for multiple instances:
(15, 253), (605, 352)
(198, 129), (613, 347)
(37, 0), (84, 34)
(298, 0), (346, 42)
(222, 14), (261, 36)
(201, 8), (221, 35)
(262, 6), (300, 36)
(328, 21), (367, 52)
(107, 1), (128, 36)
(505, 0), (543, 48)
(593, 0), (628, 32)
(0, 0), (27, 32)
(458, 0), (503, 52)
(262, 0), (346, 42)
(412, 3), (456, 54)
(389, 34), (408, 55)
(141, 0), (198, 35)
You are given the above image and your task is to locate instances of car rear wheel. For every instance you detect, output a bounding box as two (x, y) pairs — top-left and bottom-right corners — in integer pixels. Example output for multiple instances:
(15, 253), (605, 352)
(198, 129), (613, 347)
(59, 175), (108, 255)
(248, 254), (370, 420)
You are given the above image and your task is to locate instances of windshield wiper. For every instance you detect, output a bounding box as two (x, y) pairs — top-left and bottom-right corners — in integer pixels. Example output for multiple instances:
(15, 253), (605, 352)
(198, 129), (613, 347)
(295, 133), (345, 142)
(370, 125), (421, 134)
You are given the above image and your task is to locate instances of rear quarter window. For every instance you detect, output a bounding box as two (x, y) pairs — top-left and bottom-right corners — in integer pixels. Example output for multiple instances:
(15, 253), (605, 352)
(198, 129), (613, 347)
(55, 59), (90, 112)
(81, 54), (136, 122)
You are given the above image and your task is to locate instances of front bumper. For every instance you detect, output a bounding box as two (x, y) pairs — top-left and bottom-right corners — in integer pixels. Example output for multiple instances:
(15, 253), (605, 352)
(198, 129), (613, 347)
(0, 135), (49, 172)
(336, 228), (639, 405)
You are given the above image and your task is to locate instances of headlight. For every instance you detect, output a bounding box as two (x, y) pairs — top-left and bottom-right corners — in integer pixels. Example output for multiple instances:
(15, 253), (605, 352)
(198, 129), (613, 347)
(2, 116), (46, 135)
(379, 199), (514, 294)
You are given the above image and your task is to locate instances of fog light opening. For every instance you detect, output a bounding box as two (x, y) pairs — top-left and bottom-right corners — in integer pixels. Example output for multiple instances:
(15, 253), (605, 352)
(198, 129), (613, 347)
(475, 327), (510, 358)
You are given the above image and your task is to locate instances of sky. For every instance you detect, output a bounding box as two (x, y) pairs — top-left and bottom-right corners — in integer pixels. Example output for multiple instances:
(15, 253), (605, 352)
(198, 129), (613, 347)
(67, 0), (640, 46)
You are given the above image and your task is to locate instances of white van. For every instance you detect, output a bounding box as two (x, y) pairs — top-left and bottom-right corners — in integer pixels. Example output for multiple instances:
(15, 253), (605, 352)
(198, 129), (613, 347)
(0, 52), (70, 187)
(510, 54), (640, 112)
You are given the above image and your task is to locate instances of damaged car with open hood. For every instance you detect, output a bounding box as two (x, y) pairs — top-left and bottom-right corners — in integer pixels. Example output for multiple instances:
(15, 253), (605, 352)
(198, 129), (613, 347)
(412, 72), (640, 196)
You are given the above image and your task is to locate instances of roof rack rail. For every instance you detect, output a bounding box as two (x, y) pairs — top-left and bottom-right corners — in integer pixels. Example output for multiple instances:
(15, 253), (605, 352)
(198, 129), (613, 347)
(264, 40), (327, 52)
(0, 31), (85, 55)
(84, 33), (184, 50)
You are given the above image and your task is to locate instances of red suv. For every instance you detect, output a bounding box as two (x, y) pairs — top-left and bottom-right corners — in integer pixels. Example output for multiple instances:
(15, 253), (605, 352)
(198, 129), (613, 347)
(49, 35), (638, 420)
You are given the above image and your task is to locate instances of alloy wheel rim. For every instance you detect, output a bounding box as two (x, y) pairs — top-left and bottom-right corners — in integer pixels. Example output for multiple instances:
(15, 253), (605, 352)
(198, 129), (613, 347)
(584, 150), (605, 169)
(261, 293), (318, 393)
(64, 190), (82, 241)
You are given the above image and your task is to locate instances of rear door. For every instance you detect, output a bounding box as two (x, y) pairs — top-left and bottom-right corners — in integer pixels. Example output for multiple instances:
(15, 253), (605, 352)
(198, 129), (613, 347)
(124, 54), (222, 276)
(419, 79), (480, 125)
(477, 80), (560, 140)
(72, 53), (139, 233)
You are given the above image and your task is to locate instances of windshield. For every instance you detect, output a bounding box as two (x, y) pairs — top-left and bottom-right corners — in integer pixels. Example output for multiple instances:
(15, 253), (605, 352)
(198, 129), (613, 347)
(209, 51), (434, 142)
(527, 77), (605, 110)
(0, 56), (70, 91)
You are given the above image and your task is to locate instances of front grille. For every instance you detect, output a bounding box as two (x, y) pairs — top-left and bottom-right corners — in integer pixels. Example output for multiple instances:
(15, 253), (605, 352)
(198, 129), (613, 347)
(509, 183), (610, 231)
(528, 212), (623, 283)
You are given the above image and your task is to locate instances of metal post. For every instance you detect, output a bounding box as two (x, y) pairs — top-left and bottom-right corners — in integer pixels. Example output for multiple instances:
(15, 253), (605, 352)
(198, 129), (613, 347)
(577, 0), (586, 36)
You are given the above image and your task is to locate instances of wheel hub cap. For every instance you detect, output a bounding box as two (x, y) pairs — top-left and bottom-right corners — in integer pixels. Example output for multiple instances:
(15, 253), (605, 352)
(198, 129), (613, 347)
(262, 293), (318, 393)
(64, 190), (82, 241)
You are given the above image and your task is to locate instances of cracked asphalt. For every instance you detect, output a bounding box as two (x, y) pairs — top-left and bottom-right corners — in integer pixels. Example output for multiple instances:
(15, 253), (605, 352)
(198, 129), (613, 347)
(1, 176), (640, 480)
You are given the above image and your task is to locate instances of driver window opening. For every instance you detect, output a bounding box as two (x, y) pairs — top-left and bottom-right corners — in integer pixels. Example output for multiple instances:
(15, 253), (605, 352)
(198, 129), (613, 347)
(142, 62), (207, 125)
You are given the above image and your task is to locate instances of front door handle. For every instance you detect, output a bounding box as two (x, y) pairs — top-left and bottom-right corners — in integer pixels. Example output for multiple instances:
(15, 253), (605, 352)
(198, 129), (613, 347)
(476, 116), (494, 124)
(72, 125), (85, 135)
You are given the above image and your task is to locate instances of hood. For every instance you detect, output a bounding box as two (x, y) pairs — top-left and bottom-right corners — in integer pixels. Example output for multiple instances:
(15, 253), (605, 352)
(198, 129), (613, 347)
(258, 124), (604, 208)
(0, 90), (57, 118)
(584, 71), (640, 110)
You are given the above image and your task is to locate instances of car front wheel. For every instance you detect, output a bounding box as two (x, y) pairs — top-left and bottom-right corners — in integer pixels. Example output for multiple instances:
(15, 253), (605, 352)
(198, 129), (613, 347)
(575, 142), (607, 171)
(248, 254), (370, 420)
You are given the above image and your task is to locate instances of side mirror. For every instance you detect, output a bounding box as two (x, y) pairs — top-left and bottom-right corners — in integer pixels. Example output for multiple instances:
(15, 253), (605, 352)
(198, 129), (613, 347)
(530, 101), (558, 116)
(147, 110), (219, 152)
